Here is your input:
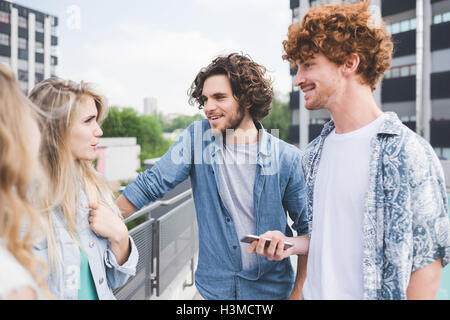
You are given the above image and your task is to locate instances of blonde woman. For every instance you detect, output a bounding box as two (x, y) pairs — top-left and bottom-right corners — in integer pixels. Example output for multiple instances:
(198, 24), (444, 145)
(28, 78), (138, 300)
(0, 64), (51, 299)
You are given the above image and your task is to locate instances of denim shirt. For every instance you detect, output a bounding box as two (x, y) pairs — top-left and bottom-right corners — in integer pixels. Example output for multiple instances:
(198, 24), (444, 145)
(33, 186), (139, 300)
(302, 112), (450, 300)
(124, 119), (308, 300)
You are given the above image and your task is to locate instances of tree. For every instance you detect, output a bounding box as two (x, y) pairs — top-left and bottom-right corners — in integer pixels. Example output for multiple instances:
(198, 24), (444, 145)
(101, 107), (172, 171)
(163, 114), (204, 132)
(262, 97), (291, 142)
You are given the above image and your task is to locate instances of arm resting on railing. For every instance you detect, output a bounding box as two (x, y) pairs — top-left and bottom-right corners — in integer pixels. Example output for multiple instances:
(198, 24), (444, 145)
(116, 194), (139, 220)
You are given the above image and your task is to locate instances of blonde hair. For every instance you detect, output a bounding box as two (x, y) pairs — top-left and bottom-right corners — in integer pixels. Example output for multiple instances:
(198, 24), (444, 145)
(0, 64), (52, 298)
(28, 78), (118, 268)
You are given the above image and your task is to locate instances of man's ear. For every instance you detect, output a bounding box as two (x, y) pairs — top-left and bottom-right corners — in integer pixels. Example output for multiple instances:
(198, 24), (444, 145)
(342, 53), (360, 75)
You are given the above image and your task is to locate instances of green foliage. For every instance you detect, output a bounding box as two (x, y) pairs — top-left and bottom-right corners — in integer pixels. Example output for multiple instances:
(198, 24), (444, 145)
(163, 114), (204, 132)
(102, 107), (172, 171)
(261, 97), (291, 142)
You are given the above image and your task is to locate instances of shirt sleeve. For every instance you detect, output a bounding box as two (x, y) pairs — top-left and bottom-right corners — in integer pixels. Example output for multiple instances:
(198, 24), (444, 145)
(123, 125), (194, 210)
(104, 235), (139, 289)
(410, 145), (450, 271)
(283, 151), (309, 237)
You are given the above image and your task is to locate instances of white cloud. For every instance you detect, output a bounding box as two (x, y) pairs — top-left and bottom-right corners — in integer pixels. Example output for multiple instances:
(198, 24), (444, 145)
(55, 1), (293, 116)
(58, 24), (240, 115)
(193, 0), (284, 10)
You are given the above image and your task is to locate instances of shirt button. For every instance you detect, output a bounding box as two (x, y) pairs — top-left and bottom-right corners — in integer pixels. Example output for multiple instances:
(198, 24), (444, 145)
(233, 245), (238, 250)
(226, 218), (231, 223)
(89, 241), (95, 248)
(99, 278), (104, 285)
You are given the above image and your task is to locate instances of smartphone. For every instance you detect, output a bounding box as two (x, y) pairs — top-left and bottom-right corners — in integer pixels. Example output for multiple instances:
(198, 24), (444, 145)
(240, 234), (294, 249)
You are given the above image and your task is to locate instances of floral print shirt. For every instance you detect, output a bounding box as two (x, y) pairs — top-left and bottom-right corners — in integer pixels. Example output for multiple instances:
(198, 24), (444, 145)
(302, 112), (450, 300)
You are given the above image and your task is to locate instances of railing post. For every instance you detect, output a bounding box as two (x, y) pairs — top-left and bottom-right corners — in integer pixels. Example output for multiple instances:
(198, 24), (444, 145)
(144, 212), (153, 299)
(152, 219), (160, 297)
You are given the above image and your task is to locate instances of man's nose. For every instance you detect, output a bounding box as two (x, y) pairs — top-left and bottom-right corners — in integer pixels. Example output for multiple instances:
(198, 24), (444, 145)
(293, 68), (306, 88)
(203, 102), (216, 113)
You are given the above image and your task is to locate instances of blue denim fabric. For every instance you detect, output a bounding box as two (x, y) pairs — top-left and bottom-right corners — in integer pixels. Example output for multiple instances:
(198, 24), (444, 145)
(33, 186), (139, 300)
(123, 119), (308, 300)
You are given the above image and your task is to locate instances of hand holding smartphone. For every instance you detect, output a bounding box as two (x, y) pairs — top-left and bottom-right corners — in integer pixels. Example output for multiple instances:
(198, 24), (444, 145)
(240, 234), (294, 250)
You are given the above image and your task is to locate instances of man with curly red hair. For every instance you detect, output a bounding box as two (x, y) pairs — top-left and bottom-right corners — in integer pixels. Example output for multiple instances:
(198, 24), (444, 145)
(253, 1), (450, 300)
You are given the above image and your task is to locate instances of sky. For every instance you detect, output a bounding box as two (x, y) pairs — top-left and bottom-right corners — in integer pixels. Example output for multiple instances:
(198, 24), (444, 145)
(13, 0), (293, 116)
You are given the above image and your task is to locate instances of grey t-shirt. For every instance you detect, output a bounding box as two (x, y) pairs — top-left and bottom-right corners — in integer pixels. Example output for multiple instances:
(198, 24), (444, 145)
(216, 142), (258, 270)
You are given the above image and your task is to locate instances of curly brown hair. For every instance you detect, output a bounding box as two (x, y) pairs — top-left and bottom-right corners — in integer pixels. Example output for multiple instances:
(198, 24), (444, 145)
(188, 52), (274, 122)
(282, 1), (393, 91)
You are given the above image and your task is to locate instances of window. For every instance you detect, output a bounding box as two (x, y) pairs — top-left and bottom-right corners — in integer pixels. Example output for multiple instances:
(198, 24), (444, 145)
(386, 25), (392, 34)
(391, 68), (400, 78)
(384, 69), (391, 79)
(18, 37), (27, 50)
(384, 64), (416, 79)
(391, 22), (400, 34)
(18, 69), (28, 82)
(18, 49), (27, 60)
(387, 17), (417, 34)
(444, 12), (450, 23)
(400, 20), (410, 33)
(0, 33), (9, 46)
(434, 14), (443, 25)
(36, 21), (44, 33)
(400, 66), (410, 77)
(35, 72), (44, 84)
(35, 41), (44, 54)
(433, 11), (450, 25)
(310, 0), (327, 8)
(18, 16), (27, 29)
(0, 11), (9, 24)
(35, 63), (44, 74)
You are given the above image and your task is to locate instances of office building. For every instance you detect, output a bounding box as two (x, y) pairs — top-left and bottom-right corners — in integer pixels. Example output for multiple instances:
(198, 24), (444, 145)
(0, 0), (58, 93)
(143, 96), (158, 115)
(289, 0), (450, 159)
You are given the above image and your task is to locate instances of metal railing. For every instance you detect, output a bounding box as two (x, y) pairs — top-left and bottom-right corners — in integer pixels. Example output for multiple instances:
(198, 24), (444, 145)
(113, 189), (197, 300)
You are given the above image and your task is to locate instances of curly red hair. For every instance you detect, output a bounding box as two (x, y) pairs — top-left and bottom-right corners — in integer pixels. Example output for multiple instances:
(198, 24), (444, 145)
(283, 1), (393, 91)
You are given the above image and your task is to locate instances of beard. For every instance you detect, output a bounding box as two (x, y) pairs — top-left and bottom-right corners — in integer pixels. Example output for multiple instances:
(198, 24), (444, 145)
(210, 104), (246, 136)
(304, 86), (332, 111)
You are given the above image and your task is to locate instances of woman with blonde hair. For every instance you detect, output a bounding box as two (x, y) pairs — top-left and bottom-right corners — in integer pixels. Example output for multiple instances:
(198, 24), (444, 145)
(28, 78), (138, 300)
(0, 64), (51, 299)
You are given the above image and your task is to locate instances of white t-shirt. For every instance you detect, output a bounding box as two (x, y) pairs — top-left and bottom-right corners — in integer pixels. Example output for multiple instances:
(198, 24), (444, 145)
(0, 242), (41, 299)
(303, 114), (385, 300)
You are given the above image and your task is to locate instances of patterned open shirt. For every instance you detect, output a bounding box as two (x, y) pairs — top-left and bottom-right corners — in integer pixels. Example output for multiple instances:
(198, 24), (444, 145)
(302, 112), (450, 300)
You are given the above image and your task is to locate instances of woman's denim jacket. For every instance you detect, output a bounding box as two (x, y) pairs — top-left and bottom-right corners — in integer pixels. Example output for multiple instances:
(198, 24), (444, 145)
(33, 186), (139, 300)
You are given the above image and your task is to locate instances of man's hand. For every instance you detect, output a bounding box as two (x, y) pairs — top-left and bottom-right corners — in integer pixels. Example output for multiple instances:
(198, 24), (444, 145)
(246, 230), (309, 261)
